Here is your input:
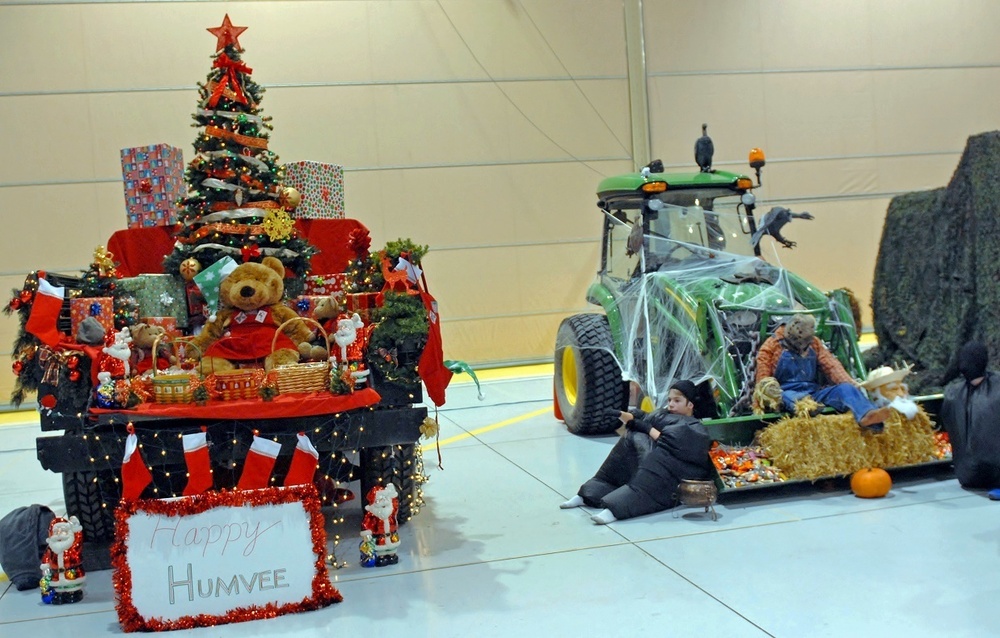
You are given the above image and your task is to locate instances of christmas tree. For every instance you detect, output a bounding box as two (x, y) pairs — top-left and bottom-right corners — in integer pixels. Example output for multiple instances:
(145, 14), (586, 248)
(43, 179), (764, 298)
(163, 15), (314, 296)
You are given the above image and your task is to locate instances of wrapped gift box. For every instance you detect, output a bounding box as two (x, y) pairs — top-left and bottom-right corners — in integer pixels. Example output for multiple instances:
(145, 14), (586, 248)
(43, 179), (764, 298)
(283, 161), (345, 219)
(116, 275), (189, 328)
(185, 282), (206, 316)
(302, 273), (347, 296)
(121, 144), (184, 228)
(141, 316), (181, 338)
(344, 292), (380, 323)
(70, 297), (114, 340)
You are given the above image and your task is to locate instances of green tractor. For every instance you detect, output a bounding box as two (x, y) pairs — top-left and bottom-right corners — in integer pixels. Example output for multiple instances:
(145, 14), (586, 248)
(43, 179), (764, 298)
(554, 143), (865, 436)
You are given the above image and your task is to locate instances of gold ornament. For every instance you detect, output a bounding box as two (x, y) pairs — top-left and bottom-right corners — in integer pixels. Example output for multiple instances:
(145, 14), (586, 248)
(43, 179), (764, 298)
(262, 208), (295, 241)
(93, 245), (117, 277)
(179, 258), (202, 281)
(279, 186), (301, 210)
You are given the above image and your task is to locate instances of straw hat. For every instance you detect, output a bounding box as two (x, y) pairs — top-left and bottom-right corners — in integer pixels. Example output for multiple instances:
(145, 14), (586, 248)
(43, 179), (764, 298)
(861, 363), (913, 391)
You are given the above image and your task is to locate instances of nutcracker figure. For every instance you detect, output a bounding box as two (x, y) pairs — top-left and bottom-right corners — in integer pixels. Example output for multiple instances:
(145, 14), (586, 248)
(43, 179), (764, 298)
(359, 483), (400, 566)
(40, 516), (86, 604)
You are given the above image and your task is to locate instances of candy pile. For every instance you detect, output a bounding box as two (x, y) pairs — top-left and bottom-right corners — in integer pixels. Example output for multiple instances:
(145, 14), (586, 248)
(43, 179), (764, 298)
(933, 430), (952, 460)
(709, 441), (787, 489)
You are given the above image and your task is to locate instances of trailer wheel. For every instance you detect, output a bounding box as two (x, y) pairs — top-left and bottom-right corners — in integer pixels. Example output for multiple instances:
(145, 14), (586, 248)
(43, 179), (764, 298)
(62, 470), (118, 543)
(554, 314), (628, 435)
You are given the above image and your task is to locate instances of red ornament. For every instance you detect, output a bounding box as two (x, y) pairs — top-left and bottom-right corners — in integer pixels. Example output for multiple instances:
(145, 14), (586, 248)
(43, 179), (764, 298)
(138, 179), (152, 194)
(12, 360), (23, 375)
(206, 14), (248, 52)
(8, 298), (21, 311)
(68, 370), (81, 382)
(20, 289), (32, 303)
(67, 356), (79, 370)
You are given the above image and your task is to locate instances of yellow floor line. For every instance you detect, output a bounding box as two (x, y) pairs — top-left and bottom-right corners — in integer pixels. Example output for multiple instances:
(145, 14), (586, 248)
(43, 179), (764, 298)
(421, 406), (551, 452)
(0, 410), (38, 427)
(450, 363), (553, 384)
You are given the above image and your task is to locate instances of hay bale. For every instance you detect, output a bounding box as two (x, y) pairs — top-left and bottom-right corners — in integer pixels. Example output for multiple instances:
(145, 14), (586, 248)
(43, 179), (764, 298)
(758, 408), (938, 481)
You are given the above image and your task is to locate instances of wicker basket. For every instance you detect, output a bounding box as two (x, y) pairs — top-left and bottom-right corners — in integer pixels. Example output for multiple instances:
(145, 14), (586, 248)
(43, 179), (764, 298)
(213, 368), (265, 401)
(150, 337), (202, 404)
(271, 317), (331, 394)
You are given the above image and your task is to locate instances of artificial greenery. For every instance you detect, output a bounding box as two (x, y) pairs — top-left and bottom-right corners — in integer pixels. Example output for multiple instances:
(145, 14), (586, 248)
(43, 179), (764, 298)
(342, 252), (384, 294)
(367, 292), (429, 384)
(162, 33), (315, 297)
(383, 238), (429, 265)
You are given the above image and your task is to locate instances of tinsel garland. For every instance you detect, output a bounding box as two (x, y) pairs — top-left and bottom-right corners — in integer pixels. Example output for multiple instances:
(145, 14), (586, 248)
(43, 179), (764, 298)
(111, 484), (341, 632)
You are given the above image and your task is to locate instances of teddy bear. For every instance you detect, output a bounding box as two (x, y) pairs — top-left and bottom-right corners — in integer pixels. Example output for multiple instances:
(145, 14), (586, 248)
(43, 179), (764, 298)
(190, 257), (313, 374)
(128, 322), (170, 375)
(297, 292), (342, 361)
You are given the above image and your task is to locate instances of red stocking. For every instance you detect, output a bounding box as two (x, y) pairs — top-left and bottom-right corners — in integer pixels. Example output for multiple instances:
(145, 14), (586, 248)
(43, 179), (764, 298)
(418, 290), (453, 407)
(121, 430), (152, 501)
(26, 276), (66, 348)
(181, 430), (213, 496)
(237, 436), (281, 491)
(284, 432), (319, 487)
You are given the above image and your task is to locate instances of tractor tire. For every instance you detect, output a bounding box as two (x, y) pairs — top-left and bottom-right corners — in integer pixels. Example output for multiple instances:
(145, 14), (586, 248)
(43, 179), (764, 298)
(62, 470), (118, 543)
(554, 314), (628, 435)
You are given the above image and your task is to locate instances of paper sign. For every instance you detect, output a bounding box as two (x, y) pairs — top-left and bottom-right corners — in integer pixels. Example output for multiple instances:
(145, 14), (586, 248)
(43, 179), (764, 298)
(112, 485), (341, 632)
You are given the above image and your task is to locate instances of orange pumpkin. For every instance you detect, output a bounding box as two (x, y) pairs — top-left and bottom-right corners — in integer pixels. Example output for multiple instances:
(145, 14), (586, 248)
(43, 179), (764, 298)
(850, 468), (892, 498)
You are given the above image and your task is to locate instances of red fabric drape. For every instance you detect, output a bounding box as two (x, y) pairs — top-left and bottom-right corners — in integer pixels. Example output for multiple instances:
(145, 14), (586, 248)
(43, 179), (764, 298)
(106, 218), (370, 278)
(90, 387), (380, 419)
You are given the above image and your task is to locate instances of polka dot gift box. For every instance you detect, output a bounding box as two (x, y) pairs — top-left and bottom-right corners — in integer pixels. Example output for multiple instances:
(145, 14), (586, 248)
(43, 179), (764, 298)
(283, 161), (345, 219)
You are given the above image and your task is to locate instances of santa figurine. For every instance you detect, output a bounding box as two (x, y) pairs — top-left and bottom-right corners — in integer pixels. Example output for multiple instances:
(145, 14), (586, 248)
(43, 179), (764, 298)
(94, 327), (133, 408)
(359, 483), (400, 567)
(97, 327), (132, 384)
(333, 313), (371, 387)
(40, 515), (86, 604)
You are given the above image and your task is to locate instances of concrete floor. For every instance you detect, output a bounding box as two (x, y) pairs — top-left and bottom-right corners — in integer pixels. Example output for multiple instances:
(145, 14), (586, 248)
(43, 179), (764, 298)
(1, 369), (996, 637)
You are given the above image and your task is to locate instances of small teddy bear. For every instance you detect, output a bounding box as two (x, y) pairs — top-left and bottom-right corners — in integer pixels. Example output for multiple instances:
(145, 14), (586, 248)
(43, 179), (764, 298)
(190, 257), (313, 373)
(128, 322), (170, 375)
(297, 292), (343, 361)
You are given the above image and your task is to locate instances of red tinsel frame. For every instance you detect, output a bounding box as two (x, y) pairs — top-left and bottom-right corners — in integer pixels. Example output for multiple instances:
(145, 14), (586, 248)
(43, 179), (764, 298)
(112, 484), (342, 632)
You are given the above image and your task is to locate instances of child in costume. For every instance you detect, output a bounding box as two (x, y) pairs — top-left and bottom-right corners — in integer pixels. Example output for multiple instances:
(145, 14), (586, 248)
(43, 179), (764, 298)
(561, 380), (715, 524)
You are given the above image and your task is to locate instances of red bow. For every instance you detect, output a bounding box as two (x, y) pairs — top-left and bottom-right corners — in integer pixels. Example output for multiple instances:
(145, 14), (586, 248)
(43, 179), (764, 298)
(241, 244), (261, 262)
(347, 228), (372, 257)
(209, 53), (252, 108)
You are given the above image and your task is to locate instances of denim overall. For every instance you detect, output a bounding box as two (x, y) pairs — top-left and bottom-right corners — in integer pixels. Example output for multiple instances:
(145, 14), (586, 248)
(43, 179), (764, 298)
(774, 344), (876, 423)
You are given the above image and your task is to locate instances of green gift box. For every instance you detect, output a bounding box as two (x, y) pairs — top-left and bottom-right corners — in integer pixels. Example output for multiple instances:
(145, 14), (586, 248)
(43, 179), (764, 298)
(116, 274), (189, 328)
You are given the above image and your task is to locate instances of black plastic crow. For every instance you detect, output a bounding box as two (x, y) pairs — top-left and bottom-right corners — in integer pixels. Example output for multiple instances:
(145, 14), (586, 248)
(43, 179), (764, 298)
(751, 206), (815, 249)
(694, 123), (714, 172)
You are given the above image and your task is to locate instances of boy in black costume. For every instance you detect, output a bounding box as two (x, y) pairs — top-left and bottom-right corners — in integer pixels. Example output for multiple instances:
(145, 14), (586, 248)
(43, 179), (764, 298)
(941, 341), (1000, 499)
(561, 380), (714, 524)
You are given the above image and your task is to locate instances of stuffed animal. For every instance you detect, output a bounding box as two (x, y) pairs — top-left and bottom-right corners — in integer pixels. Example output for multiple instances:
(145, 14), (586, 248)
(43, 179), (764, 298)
(297, 293), (342, 361)
(128, 322), (170, 374)
(190, 257), (313, 373)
